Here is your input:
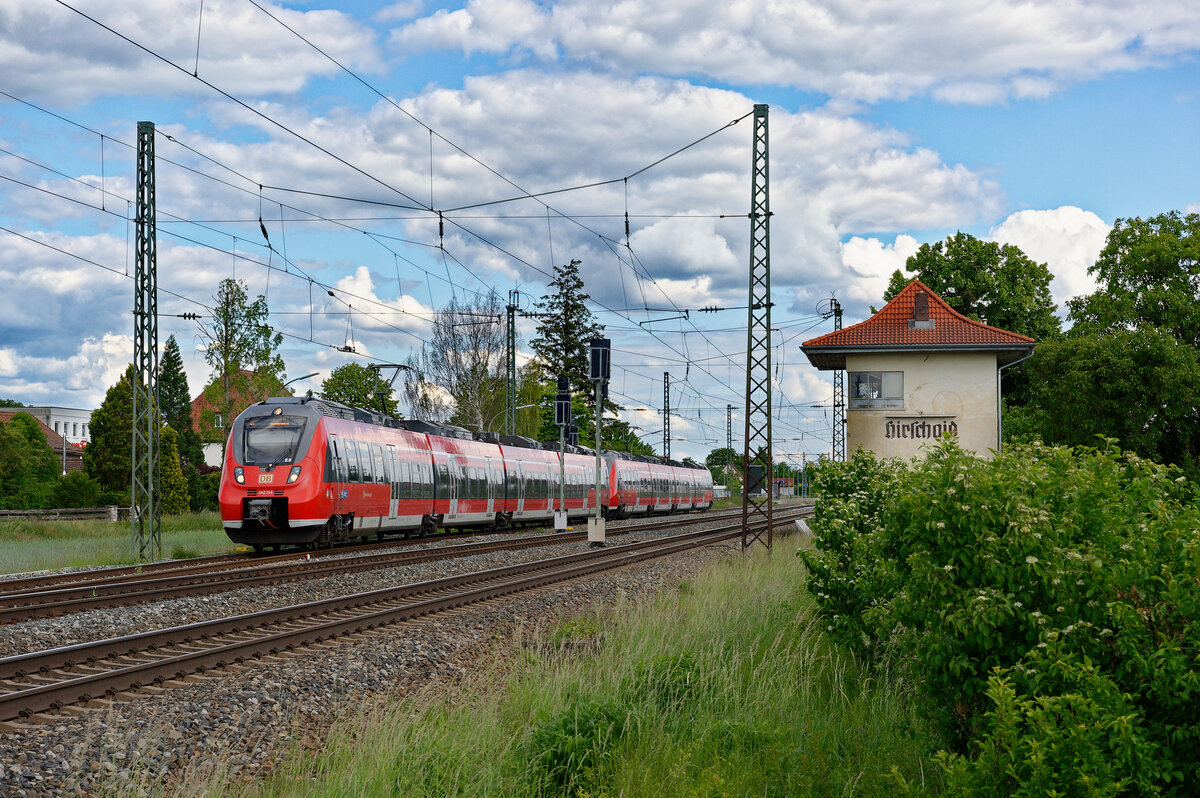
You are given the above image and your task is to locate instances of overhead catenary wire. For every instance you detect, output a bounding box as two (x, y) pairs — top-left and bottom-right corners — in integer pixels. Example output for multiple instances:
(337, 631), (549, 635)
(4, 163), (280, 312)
(8, 12), (837, 446)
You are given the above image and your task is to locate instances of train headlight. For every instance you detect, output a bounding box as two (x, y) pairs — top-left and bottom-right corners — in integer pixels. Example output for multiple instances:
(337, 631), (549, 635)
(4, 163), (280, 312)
(287, 466), (302, 484)
(233, 466), (244, 485)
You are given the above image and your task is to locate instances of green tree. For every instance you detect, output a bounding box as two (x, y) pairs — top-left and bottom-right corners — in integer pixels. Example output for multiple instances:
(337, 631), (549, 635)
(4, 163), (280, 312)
(194, 370), (290, 443)
(530, 260), (606, 410)
(0, 412), (58, 508)
(198, 278), (285, 431)
(1068, 211), (1200, 345)
(1023, 328), (1200, 468)
(0, 399), (23, 407)
(885, 232), (1060, 341)
(158, 334), (206, 468)
(84, 365), (135, 493)
(159, 335), (191, 430)
(1017, 210), (1200, 470)
(321, 363), (399, 414)
(159, 426), (190, 515)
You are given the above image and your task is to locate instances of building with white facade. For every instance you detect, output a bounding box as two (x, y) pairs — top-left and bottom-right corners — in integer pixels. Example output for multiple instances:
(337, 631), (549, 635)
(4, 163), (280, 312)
(801, 281), (1036, 459)
(23, 406), (94, 445)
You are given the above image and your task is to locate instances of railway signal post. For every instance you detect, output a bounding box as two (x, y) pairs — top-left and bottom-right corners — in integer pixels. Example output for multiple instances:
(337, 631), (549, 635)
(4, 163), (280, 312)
(555, 375), (570, 531)
(589, 338), (610, 546)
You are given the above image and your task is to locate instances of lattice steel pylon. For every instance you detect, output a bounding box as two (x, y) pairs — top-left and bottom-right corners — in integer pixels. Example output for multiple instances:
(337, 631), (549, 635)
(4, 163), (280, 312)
(742, 104), (773, 551)
(131, 121), (161, 560)
(832, 299), (845, 461)
(663, 372), (671, 459)
(505, 290), (518, 436)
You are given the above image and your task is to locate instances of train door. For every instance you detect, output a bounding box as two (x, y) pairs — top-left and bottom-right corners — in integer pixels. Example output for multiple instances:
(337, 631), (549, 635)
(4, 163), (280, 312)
(328, 434), (346, 517)
(387, 445), (399, 524)
(516, 462), (525, 514)
(447, 454), (459, 516)
(485, 456), (495, 515)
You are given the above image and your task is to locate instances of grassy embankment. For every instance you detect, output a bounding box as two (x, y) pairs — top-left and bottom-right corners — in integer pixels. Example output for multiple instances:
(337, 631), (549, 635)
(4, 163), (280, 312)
(0, 511), (235, 574)
(222, 541), (942, 797)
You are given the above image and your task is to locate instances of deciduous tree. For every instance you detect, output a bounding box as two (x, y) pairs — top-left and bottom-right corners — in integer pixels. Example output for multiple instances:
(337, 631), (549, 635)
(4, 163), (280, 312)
(0, 412), (58, 509)
(1068, 211), (1200, 345)
(321, 363), (399, 414)
(403, 295), (505, 430)
(197, 279), (286, 433)
(885, 232), (1060, 341)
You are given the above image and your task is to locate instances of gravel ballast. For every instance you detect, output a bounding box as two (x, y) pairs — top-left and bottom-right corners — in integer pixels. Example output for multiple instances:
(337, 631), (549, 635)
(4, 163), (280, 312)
(0, 521), (744, 797)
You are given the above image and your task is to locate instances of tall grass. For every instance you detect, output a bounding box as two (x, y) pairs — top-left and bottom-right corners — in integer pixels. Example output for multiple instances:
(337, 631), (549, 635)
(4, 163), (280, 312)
(0, 511), (235, 574)
(226, 545), (942, 798)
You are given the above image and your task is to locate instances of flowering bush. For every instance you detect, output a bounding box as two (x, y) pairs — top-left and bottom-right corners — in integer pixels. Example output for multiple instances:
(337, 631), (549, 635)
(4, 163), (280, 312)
(806, 440), (1200, 794)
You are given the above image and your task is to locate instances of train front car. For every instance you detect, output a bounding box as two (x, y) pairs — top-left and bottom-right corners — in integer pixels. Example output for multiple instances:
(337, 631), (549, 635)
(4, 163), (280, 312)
(219, 398), (330, 551)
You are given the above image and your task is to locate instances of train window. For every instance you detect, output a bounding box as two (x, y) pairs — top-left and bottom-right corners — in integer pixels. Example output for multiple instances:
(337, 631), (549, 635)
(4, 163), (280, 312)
(242, 414), (307, 466)
(358, 444), (373, 483)
(373, 445), (386, 484)
(345, 440), (361, 482)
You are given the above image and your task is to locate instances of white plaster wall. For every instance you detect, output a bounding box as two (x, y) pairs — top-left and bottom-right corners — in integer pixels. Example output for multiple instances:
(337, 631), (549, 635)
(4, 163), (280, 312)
(845, 352), (999, 459)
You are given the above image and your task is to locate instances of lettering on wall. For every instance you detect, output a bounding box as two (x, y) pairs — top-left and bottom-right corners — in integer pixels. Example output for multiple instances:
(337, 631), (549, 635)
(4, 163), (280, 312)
(884, 419), (958, 440)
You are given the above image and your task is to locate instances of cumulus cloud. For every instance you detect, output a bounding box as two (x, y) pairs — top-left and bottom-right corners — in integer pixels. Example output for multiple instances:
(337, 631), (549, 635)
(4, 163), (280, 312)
(0, 0), (381, 103)
(838, 234), (920, 307)
(388, 0), (1200, 103)
(987, 206), (1110, 309)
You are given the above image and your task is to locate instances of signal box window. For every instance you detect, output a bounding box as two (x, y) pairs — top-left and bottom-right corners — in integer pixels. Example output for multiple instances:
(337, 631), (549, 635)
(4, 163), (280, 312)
(849, 371), (903, 409)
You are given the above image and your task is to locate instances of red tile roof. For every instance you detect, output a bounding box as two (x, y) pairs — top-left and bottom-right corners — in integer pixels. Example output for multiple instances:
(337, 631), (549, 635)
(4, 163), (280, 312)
(0, 410), (85, 456)
(801, 280), (1035, 370)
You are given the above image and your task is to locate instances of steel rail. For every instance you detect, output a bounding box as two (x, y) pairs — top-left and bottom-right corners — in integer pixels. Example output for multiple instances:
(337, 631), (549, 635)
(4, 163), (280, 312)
(0, 512), (808, 721)
(0, 505), (767, 597)
(0, 507), (809, 622)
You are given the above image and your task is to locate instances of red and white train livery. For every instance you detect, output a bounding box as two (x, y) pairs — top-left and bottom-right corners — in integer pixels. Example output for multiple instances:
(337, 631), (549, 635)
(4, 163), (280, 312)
(219, 397), (713, 551)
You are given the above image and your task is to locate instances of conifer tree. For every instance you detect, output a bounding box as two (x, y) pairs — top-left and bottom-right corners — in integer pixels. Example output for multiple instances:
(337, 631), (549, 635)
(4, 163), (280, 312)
(159, 426), (189, 515)
(530, 259), (605, 405)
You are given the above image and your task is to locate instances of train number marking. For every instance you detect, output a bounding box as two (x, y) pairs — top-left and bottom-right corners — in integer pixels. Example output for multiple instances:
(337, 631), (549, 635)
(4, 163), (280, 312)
(258, 474), (274, 484)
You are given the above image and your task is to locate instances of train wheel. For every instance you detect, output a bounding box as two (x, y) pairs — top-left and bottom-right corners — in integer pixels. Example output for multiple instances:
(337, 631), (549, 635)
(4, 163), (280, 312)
(252, 544), (264, 554)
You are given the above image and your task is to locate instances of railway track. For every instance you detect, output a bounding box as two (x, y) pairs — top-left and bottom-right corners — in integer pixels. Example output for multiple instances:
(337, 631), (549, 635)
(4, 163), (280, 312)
(0, 510), (808, 723)
(0, 506), (767, 598)
(0, 506), (804, 621)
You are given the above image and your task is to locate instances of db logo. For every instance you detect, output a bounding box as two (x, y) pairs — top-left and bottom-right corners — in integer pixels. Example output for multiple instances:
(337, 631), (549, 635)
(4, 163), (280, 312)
(258, 474), (274, 484)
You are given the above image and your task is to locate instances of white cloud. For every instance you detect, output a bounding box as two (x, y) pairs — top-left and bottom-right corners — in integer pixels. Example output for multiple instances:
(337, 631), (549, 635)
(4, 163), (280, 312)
(388, 0), (1200, 103)
(0, 0), (381, 103)
(987, 206), (1110, 308)
(838, 234), (920, 306)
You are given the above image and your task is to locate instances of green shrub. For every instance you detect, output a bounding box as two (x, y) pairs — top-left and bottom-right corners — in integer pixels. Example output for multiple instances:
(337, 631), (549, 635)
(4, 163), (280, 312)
(50, 470), (103, 508)
(524, 697), (631, 796)
(798, 449), (909, 659)
(935, 653), (1163, 797)
(808, 439), (1200, 794)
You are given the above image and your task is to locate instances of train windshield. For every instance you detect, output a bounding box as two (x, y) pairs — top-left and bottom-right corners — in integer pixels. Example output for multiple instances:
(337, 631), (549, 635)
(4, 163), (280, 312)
(242, 415), (308, 466)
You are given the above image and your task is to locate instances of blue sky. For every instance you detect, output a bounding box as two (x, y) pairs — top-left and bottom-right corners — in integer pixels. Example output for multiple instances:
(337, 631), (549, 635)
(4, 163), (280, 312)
(1, 0), (1198, 463)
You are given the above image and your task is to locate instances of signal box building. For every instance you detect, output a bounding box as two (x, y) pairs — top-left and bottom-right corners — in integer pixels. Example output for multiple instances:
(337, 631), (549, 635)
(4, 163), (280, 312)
(801, 280), (1035, 460)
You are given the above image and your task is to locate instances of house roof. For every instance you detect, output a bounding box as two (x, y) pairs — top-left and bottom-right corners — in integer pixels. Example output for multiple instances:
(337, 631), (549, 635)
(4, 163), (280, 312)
(801, 280), (1036, 370)
(0, 410), (84, 456)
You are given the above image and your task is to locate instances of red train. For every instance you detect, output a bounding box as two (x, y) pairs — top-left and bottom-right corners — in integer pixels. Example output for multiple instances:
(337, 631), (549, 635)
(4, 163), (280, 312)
(219, 397), (714, 551)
